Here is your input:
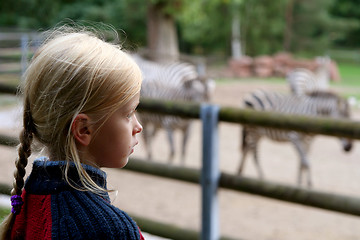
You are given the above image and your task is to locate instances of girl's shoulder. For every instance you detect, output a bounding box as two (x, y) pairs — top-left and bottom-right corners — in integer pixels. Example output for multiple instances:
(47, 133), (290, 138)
(50, 190), (141, 240)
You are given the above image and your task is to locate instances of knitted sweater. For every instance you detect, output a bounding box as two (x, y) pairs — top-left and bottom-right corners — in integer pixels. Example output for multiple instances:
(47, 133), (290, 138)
(11, 158), (144, 240)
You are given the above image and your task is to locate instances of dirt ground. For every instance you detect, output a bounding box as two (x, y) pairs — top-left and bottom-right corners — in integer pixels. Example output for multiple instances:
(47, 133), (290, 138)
(0, 79), (360, 240)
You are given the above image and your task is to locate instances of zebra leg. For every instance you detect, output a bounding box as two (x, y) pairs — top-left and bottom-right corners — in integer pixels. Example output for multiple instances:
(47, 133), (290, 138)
(290, 133), (312, 187)
(253, 145), (264, 179)
(238, 148), (249, 175)
(165, 127), (176, 163)
(298, 161), (312, 187)
(238, 127), (263, 178)
(238, 140), (264, 178)
(180, 122), (191, 165)
(302, 138), (313, 187)
(238, 128), (249, 175)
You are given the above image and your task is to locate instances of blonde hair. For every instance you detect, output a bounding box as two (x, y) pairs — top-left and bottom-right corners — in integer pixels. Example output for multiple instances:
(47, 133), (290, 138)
(0, 25), (142, 239)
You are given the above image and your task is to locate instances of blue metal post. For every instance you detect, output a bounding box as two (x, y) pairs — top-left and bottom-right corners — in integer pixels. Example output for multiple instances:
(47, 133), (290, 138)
(200, 104), (220, 240)
(21, 34), (29, 76)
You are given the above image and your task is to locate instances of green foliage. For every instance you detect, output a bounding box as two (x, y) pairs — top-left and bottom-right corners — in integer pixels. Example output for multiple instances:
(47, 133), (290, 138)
(330, 0), (360, 48)
(0, 0), (61, 28)
(240, 0), (287, 56)
(0, 0), (148, 49)
(0, 1), (21, 26)
(290, 0), (332, 53)
(1, 0), (360, 57)
(149, 0), (184, 16)
(52, 0), (129, 30)
(178, 0), (231, 54)
(116, 0), (147, 49)
(180, 0), (288, 56)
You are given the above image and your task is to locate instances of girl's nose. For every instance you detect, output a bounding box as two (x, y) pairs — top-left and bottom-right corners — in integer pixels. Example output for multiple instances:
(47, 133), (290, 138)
(134, 115), (143, 134)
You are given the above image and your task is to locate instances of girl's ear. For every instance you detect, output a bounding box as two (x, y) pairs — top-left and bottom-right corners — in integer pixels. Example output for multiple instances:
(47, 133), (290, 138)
(71, 113), (92, 146)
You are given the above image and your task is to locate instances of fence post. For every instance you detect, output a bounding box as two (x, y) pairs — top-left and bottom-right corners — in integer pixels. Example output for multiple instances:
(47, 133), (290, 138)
(200, 104), (220, 240)
(21, 34), (29, 76)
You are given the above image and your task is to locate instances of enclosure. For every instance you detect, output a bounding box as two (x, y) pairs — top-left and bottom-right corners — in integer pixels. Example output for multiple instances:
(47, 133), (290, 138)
(0, 77), (359, 239)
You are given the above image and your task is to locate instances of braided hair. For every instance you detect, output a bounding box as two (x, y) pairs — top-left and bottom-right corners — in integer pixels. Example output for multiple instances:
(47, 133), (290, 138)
(0, 98), (34, 239)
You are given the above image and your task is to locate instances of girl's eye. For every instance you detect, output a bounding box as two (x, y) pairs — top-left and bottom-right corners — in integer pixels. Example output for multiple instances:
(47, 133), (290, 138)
(127, 110), (137, 119)
(127, 105), (139, 119)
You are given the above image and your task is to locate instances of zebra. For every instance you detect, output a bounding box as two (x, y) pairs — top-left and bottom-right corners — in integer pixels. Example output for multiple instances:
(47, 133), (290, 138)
(287, 56), (331, 96)
(238, 89), (353, 187)
(134, 55), (215, 164)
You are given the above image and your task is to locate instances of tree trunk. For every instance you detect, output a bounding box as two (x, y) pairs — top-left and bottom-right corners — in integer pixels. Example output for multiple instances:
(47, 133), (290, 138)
(283, 0), (295, 51)
(146, 3), (179, 63)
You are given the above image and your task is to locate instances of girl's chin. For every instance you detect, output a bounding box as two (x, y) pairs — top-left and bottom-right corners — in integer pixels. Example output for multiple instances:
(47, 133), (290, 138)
(104, 158), (129, 169)
(119, 158), (130, 168)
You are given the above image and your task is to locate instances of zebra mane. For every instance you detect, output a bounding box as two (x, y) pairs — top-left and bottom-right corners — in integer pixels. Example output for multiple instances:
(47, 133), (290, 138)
(305, 90), (339, 99)
(305, 90), (350, 117)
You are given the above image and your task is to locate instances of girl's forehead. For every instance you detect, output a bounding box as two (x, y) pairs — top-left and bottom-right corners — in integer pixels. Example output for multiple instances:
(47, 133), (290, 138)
(123, 93), (140, 109)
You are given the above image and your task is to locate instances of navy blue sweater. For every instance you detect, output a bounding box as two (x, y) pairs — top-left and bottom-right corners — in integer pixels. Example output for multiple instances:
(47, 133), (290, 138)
(12, 158), (143, 240)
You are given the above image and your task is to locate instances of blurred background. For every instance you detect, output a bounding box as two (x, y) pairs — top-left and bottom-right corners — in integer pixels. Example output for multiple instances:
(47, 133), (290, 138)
(1, 0), (360, 239)
(1, 0), (360, 61)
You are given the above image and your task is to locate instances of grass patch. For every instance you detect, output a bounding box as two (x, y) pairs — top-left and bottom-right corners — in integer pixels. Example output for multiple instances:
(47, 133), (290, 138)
(334, 62), (360, 87)
(215, 62), (360, 98)
(330, 62), (360, 100)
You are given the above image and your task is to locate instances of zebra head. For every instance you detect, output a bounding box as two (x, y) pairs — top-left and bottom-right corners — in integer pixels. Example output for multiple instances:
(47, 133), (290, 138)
(324, 91), (353, 152)
(200, 76), (216, 102)
(337, 95), (353, 152)
(306, 90), (353, 152)
(181, 74), (215, 103)
(341, 138), (353, 152)
(306, 91), (349, 117)
(315, 56), (331, 79)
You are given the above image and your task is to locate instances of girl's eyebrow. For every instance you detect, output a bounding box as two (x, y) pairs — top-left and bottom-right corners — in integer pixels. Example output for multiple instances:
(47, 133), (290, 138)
(128, 103), (139, 114)
(131, 101), (140, 110)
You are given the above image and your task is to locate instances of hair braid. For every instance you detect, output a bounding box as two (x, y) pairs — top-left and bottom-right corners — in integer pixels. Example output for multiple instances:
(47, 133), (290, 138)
(11, 100), (34, 204)
(12, 131), (32, 194)
(0, 101), (34, 239)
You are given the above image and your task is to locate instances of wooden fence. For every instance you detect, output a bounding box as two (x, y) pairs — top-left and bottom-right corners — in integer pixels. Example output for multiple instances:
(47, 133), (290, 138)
(0, 84), (360, 239)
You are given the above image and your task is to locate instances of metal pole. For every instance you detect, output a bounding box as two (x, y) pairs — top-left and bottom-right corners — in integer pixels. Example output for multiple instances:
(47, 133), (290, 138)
(200, 104), (220, 240)
(21, 34), (29, 76)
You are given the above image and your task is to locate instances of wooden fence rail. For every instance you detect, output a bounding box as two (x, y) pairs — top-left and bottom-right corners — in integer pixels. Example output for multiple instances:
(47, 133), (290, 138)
(124, 158), (360, 217)
(139, 98), (360, 139)
(2, 84), (360, 139)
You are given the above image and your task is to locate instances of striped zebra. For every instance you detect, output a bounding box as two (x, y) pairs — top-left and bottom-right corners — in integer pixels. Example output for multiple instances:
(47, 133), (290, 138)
(134, 55), (214, 164)
(238, 89), (352, 187)
(287, 56), (331, 96)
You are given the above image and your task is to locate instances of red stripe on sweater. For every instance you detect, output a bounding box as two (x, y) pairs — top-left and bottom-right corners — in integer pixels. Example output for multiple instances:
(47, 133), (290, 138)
(12, 190), (52, 239)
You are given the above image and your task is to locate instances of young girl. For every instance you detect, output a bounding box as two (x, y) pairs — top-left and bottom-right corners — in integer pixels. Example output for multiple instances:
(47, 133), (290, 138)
(0, 25), (145, 239)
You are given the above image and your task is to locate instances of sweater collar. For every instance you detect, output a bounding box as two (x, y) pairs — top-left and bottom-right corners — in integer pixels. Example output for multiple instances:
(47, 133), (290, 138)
(25, 157), (108, 195)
